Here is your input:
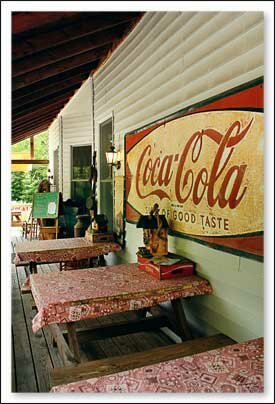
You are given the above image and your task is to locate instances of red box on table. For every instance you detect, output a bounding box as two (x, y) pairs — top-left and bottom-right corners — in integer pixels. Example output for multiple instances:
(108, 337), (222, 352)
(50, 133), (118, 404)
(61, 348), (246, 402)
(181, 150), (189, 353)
(137, 253), (195, 280)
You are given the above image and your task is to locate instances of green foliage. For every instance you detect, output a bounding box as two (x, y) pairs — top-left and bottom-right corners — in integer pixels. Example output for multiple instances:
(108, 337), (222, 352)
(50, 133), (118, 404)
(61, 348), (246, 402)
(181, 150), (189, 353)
(11, 131), (49, 202)
(12, 131), (48, 159)
(11, 172), (24, 201)
(12, 167), (48, 202)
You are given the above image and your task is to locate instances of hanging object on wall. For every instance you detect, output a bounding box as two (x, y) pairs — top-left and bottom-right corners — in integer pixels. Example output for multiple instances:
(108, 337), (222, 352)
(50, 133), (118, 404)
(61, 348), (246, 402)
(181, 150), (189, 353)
(126, 79), (264, 261)
(114, 174), (125, 246)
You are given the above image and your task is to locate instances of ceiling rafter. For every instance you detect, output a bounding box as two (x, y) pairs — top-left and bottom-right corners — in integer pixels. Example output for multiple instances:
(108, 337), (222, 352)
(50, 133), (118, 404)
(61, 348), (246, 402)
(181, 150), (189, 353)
(13, 82), (82, 110)
(13, 45), (109, 91)
(13, 88), (78, 118)
(13, 12), (141, 59)
(12, 11), (144, 143)
(13, 62), (97, 100)
(13, 113), (60, 131)
(13, 23), (129, 77)
(12, 12), (78, 35)
(13, 100), (67, 125)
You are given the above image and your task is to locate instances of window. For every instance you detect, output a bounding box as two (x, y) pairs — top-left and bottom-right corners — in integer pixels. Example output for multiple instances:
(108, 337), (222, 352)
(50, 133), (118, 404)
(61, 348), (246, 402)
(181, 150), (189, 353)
(99, 118), (113, 231)
(71, 145), (92, 206)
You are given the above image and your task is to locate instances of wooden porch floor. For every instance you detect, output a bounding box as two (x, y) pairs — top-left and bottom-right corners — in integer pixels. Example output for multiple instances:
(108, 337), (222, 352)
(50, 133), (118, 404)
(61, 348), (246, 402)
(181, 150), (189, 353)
(11, 229), (176, 393)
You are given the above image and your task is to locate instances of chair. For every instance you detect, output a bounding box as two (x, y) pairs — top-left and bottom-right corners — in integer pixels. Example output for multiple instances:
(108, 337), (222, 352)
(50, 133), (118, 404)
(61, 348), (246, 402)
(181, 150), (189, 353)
(22, 210), (38, 240)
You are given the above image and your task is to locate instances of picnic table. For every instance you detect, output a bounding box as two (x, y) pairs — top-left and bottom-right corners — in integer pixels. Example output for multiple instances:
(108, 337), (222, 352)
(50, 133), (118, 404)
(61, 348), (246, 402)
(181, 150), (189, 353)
(25, 263), (213, 366)
(50, 337), (264, 393)
(14, 237), (121, 273)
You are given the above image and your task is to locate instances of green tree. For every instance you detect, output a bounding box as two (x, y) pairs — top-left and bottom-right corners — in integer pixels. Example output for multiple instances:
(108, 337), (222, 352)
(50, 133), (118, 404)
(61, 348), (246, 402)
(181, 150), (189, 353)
(11, 172), (24, 201)
(11, 131), (49, 202)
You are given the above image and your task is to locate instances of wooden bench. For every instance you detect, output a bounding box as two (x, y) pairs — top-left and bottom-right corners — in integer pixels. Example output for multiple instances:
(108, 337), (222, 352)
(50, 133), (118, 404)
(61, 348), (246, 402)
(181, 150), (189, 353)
(50, 333), (235, 387)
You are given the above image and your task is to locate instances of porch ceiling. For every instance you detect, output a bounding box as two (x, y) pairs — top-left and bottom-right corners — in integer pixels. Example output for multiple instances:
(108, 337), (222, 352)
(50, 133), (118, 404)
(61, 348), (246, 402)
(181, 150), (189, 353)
(12, 11), (144, 144)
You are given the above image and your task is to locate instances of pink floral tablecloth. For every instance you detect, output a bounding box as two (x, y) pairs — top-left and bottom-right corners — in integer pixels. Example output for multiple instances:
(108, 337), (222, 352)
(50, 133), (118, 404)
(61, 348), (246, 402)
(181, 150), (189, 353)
(51, 337), (263, 393)
(14, 237), (121, 265)
(28, 263), (212, 332)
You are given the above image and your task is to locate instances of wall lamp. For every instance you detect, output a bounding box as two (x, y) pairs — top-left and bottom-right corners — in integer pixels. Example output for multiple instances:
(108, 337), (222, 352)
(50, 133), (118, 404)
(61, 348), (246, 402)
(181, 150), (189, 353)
(105, 144), (121, 169)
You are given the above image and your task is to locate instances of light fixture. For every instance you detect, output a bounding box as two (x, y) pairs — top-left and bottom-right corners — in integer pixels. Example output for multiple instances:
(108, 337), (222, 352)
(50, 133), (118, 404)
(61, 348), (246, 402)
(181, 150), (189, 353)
(105, 144), (121, 169)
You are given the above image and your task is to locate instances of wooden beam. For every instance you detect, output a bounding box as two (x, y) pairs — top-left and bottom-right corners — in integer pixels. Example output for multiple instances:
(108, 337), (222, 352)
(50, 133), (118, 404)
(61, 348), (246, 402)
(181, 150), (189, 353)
(13, 124), (51, 140)
(12, 12), (78, 35)
(13, 123), (54, 141)
(30, 137), (34, 159)
(13, 74), (88, 106)
(13, 110), (61, 130)
(62, 315), (170, 342)
(50, 334), (236, 387)
(13, 13), (142, 59)
(13, 99), (66, 124)
(13, 86), (78, 118)
(13, 125), (52, 144)
(12, 123), (53, 143)
(13, 61), (96, 100)
(11, 159), (49, 165)
(13, 45), (109, 91)
(12, 108), (60, 131)
(13, 24), (127, 77)
(12, 105), (60, 129)
(13, 117), (53, 132)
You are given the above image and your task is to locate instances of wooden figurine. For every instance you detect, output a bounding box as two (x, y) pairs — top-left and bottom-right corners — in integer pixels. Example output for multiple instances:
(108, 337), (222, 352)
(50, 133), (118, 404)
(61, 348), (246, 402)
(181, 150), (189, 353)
(137, 203), (169, 258)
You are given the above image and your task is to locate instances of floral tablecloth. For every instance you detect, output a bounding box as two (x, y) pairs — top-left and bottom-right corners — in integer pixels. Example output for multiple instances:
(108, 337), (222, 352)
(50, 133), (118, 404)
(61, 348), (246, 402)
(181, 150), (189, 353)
(51, 337), (263, 393)
(28, 263), (212, 332)
(14, 237), (121, 265)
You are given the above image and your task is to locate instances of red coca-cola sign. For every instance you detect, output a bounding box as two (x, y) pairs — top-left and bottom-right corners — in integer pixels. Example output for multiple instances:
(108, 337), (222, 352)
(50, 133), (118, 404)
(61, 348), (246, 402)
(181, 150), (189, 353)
(126, 81), (263, 259)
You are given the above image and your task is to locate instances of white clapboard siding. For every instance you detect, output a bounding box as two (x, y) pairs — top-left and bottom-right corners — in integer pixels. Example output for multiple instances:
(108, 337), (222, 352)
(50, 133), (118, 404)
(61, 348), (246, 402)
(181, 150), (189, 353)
(61, 78), (92, 116)
(49, 11), (264, 342)
(61, 112), (93, 200)
(48, 117), (60, 190)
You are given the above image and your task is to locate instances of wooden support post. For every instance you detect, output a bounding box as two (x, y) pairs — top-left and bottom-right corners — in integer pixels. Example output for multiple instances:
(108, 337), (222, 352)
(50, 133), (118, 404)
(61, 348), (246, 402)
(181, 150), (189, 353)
(171, 298), (192, 341)
(55, 218), (59, 239)
(30, 136), (34, 159)
(30, 262), (37, 274)
(66, 322), (81, 363)
(98, 255), (106, 266)
(48, 324), (78, 367)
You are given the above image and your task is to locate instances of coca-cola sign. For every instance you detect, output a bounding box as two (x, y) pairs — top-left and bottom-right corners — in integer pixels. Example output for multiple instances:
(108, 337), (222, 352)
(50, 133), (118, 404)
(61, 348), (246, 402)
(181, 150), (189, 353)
(125, 81), (264, 258)
(127, 110), (263, 236)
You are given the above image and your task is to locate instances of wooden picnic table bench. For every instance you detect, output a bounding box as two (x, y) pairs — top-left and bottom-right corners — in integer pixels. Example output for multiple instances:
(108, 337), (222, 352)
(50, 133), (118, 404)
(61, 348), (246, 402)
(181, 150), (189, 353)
(50, 337), (263, 393)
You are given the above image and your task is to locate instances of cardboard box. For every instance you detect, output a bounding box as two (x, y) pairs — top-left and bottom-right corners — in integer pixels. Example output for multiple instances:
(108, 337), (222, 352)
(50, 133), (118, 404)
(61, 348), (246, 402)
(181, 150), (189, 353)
(85, 231), (115, 243)
(137, 253), (195, 280)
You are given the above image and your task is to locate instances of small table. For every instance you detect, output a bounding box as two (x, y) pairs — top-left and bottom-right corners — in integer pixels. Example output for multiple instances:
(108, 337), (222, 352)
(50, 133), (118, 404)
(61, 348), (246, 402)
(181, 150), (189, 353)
(50, 337), (264, 393)
(26, 263), (213, 366)
(14, 237), (121, 273)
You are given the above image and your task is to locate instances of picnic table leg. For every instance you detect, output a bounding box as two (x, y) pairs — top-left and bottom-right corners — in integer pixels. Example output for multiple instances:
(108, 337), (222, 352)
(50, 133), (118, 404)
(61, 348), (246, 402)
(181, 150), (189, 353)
(171, 298), (192, 341)
(48, 324), (78, 367)
(66, 322), (81, 363)
(98, 254), (106, 266)
(29, 262), (37, 274)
